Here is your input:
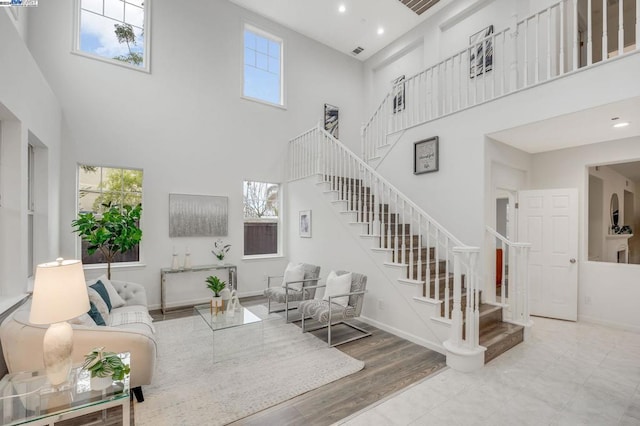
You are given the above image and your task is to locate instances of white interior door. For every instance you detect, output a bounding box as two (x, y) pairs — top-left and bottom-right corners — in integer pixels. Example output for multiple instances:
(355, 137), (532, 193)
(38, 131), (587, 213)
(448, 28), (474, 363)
(517, 188), (578, 321)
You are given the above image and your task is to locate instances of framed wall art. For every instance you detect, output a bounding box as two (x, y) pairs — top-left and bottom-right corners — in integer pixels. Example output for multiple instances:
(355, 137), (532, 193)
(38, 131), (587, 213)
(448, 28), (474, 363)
(469, 24), (494, 78)
(299, 210), (311, 238)
(392, 75), (405, 113)
(169, 193), (228, 237)
(324, 103), (339, 139)
(414, 136), (439, 175)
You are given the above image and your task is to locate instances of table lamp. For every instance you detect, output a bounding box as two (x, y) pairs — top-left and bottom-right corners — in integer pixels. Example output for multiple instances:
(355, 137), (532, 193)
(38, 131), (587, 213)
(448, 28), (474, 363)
(29, 258), (90, 387)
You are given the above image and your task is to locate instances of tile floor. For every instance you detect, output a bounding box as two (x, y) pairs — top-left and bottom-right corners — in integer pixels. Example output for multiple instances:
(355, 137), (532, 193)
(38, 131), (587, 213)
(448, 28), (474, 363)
(337, 317), (640, 425)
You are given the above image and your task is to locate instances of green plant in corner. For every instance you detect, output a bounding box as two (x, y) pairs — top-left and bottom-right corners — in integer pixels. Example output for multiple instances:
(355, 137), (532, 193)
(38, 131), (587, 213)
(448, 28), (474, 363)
(205, 275), (226, 297)
(71, 203), (142, 279)
(83, 347), (131, 380)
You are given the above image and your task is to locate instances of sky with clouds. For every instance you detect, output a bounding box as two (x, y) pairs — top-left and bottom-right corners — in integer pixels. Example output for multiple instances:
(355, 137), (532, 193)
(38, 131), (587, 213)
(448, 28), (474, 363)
(79, 0), (144, 63)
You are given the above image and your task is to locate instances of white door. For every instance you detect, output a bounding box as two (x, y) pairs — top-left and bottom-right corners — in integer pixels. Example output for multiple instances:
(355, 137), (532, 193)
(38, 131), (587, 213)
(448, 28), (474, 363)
(518, 189), (578, 321)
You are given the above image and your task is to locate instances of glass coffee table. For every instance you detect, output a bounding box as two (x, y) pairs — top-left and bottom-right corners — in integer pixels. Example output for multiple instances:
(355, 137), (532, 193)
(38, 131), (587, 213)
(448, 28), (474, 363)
(193, 304), (264, 362)
(0, 353), (130, 425)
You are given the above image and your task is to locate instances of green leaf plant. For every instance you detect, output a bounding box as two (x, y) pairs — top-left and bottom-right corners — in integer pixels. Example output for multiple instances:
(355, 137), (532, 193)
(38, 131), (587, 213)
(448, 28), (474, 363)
(205, 275), (226, 297)
(71, 203), (142, 279)
(83, 347), (131, 380)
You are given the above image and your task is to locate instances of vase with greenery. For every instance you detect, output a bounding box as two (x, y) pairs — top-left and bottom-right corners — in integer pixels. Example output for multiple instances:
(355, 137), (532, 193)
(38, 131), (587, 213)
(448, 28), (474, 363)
(82, 347), (131, 390)
(71, 203), (142, 279)
(206, 275), (226, 311)
(211, 239), (231, 263)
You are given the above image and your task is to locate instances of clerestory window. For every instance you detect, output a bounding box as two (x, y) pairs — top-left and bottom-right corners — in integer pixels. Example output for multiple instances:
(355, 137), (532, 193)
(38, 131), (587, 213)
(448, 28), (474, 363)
(74, 0), (150, 71)
(243, 25), (284, 107)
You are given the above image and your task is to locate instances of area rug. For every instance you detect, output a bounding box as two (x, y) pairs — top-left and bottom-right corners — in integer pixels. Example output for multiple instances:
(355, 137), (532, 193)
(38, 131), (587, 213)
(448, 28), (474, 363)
(134, 305), (365, 426)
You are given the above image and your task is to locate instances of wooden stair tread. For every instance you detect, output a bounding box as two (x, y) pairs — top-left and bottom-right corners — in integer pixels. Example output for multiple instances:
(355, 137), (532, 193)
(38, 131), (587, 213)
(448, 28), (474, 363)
(479, 319), (524, 364)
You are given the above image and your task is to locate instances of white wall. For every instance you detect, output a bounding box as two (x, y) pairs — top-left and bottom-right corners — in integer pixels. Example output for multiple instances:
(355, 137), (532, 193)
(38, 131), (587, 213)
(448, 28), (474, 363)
(0, 11), (62, 303)
(531, 136), (640, 331)
(25, 0), (364, 308)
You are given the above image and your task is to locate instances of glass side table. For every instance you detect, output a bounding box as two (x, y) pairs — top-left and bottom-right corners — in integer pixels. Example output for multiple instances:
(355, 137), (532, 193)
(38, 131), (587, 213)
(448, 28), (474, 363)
(0, 353), (130, 425)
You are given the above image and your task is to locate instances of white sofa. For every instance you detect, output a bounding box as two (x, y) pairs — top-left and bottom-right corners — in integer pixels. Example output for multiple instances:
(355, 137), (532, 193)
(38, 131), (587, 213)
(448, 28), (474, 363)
(0, 279), (156, 401)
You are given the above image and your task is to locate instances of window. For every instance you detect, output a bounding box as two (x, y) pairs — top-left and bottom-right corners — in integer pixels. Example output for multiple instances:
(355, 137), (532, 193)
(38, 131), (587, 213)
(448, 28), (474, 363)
(75, 0), (149, 71)
(77, 165), (143, 264)
(243, 181), (280, 256)
(243, 25), (283, 106)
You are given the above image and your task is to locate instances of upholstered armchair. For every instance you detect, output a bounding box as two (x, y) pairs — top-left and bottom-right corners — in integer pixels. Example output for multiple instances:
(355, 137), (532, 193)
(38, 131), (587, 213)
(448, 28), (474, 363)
(263, 263), (321, 322)
(299, 270), (370, 347)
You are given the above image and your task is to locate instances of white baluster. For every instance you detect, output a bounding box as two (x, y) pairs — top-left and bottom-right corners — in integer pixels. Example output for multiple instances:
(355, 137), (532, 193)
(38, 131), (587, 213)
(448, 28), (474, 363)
(618, 0), (624, 56)
(547, 7), (552, 79)
(637, 0), (640, 53)
(401, 200), (406, 266)
(451, 249), (463, 344)
(587, 0), (593, 65)
(524, 18), (529, 86)
(603, 0), (608, 61)
(409, 206), (414, 280)
(434, 229), (440, 303)
(535, 13), (540, 83)
(573, 0), (579, 69)
(560, 1), (565, 74)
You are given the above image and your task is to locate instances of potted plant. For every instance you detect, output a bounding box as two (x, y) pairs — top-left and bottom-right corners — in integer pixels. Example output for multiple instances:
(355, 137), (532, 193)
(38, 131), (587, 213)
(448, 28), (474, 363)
(82, 347), (131, 391)
(211, 239), (231, 264)
(72, 203), (142, 279)
(205, 275), (226, 313)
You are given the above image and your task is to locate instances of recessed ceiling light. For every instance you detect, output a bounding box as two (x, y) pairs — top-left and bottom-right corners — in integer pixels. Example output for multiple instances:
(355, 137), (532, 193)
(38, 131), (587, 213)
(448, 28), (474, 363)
(377, 27), (384, 35)
(338, 4), (346, 13)
(613, 121), (630, 128)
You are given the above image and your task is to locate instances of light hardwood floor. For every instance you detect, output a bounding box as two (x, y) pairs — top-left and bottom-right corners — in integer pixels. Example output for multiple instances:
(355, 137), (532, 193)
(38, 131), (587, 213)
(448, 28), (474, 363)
(65, 297), (447, 425)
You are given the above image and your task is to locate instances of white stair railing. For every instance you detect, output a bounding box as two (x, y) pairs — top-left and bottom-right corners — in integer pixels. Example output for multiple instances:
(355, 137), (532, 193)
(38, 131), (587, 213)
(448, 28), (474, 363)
(486, 226), (532, 326)
(290, 124), (481, 354)
(362, 0), (640, 162)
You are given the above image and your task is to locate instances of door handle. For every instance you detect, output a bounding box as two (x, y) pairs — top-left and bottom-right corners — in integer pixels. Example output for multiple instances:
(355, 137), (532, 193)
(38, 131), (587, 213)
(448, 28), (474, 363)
(570, 258), (576, 264)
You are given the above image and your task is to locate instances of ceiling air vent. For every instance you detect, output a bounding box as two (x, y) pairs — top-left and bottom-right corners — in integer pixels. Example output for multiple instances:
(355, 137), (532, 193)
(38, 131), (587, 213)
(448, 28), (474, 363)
(398, 0), (440, 16)
(351, 46), (364, 56)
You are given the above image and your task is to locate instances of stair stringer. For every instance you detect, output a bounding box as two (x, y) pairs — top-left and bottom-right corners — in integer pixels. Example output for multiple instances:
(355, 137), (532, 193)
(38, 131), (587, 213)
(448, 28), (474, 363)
(368, 130), (406, 171)
(312, 176), (451, 354)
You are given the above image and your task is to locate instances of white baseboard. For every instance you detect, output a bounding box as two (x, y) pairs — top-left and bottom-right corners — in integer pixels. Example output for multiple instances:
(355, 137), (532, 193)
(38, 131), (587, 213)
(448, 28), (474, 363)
(578, 314), (640, 333)
(359, 315), (445, 355)
(238, 290), (265, 298)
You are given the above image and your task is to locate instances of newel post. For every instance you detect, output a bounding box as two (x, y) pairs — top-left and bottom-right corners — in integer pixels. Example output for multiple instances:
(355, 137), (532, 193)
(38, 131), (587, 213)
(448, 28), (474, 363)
(443, 247), (485, 373)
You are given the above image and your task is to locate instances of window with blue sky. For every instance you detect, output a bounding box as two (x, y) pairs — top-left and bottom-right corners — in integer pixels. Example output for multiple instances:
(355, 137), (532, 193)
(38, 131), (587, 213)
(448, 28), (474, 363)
(243, 25), (283, 106)
(76, 0), (148, 70)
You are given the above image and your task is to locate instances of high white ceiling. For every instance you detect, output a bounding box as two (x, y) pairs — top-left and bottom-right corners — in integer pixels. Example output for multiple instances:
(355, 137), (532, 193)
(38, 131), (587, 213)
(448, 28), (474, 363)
(488, 96), (640, 154)
(228, 0), (448, 61)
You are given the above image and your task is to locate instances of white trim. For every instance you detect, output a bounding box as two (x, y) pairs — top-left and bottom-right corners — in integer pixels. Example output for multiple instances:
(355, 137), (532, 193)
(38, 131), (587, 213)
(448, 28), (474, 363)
(359, 314), (446, 354)
(83, 262), (147, 272)
(0, 294), (29, 316)
(240, 95), (287, 110)
(241, 254), (285, 261)
(72, 0), (151, 73)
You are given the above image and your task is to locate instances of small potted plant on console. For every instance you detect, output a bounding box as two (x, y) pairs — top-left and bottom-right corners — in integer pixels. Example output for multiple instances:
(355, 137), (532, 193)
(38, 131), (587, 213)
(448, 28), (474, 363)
(83, 347), (131, 391)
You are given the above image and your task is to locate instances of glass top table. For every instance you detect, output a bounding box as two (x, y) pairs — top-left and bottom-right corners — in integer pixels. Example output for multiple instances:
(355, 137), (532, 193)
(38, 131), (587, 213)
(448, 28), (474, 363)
(193, 304), (264, 362)
(0, 353), (130, 425)
(193, 303), (262, 332)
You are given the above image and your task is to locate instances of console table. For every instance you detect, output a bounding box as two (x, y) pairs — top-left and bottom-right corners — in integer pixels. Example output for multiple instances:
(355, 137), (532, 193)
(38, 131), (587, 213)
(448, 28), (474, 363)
(161, 264), (237, 314)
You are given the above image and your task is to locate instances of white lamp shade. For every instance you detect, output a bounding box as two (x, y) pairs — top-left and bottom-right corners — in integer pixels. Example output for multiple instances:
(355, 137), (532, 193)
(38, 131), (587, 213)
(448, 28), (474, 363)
(29, 258), (90, 325)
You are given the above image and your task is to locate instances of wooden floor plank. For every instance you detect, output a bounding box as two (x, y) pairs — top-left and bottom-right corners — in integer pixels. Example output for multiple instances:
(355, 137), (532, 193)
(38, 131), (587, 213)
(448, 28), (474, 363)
(87, 297), (446, 425)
